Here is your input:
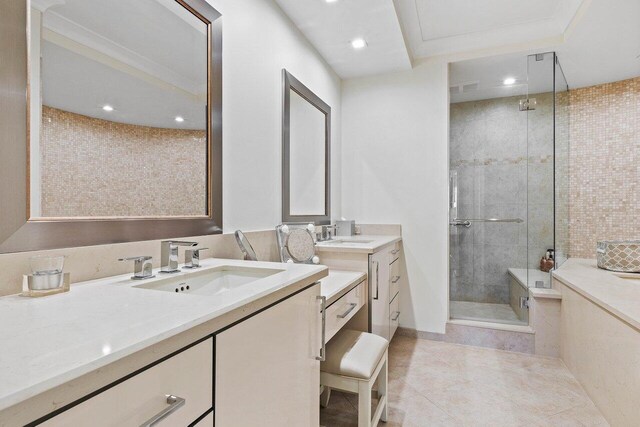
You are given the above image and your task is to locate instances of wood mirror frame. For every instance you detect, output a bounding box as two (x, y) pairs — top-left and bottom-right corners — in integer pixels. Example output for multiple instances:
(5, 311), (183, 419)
(0, 0), (222, 253)
(281, 69), (331, 226)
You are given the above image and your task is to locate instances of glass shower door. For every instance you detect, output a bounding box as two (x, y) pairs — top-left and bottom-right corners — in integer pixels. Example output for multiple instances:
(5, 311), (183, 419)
(449, 51), (565, 326)
(449, 53), (531, 326)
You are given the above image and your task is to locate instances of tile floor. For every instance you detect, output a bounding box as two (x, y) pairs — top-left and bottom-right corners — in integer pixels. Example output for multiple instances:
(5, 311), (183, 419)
(320, 336), (608, 427)
(450, 301), (526, 325)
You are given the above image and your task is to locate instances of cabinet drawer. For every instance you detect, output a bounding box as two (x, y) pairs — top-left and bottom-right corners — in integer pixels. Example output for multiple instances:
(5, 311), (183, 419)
(390, 259), (400, 300)
(390, 293), (400, 339)
(388, 243), (401, 264)
(325, 280), (366, 341)
(42, 339), (213, 427)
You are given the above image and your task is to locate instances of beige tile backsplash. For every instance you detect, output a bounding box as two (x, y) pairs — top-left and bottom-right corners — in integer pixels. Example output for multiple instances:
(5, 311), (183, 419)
(569, 77), (640, 258)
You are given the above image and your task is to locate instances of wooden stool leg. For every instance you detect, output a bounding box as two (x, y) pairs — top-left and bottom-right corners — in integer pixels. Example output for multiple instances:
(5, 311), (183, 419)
(358, 380), (372, 427)
(378, 357), (388, 422)
(320, 386), (331, 408)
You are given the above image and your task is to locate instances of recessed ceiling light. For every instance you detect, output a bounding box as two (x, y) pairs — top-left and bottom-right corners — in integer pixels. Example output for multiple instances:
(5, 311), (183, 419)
(503, 77), (516, 86)
(325, 0), (338, 3)
(351, 38), (367, 49)
(102, 105), (114, 112)
(175, 116), (185, 123)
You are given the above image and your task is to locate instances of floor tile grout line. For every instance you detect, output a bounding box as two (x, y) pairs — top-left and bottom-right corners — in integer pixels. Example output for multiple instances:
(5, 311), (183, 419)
(543, 400), (593, 419)
(393, 375), (470, 423)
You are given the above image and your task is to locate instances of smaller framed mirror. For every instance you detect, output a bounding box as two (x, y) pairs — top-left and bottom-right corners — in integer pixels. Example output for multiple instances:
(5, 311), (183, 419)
(282, 70), (331, 225)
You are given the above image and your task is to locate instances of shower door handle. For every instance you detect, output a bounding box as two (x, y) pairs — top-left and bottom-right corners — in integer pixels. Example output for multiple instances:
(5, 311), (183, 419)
(451, 218), (524, 227)
(449, 219), (471, 228)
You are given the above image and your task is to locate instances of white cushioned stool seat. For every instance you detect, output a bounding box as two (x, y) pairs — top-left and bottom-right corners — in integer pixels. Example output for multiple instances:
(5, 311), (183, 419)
(320, 330), (389, 427)
(321, 329), (388, 379)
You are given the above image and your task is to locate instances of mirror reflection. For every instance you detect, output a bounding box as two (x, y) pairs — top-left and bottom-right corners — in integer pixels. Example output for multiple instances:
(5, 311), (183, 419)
(289, 89), (327, 216)
(29, 0), (208, 218)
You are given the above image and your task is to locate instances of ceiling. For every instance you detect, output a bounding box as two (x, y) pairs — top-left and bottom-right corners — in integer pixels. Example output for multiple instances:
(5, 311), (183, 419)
(396, 0), (584, 58)
(449, 53), (529, 104)
(449, 52), (560, 103)
(36, 0), (208, 130)
(273, 0), (411, 79)
(276, 0), (640, 89)
(554, 0), (640, 88)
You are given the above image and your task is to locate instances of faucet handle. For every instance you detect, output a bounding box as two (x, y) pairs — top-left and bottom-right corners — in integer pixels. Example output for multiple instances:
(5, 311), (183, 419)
(163, 241), (198, 247)
(118, 256), (155, 280)
(160, 241), (198, 274)
(184, 248), (209, 269)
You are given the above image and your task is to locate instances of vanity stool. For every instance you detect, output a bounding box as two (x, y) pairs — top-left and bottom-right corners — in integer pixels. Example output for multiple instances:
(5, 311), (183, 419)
(320, 329), (389, 427)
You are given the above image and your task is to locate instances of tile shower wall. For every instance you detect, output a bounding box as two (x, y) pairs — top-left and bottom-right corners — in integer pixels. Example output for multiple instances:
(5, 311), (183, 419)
(569, 77), (640, 258)
(40, 106), (207, 217)
(450, 93), (554, 304)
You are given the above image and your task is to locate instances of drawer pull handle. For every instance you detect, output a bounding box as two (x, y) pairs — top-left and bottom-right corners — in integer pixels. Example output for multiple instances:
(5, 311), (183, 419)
(373, 261), (380, 300)
(391, 249), (400, 255)
(392, 311), (401, 322)
(140, 394), (185, 427)
(391, 276), (401, 284)
(317, 295), (327, 361)
(337, 303), (358, 319)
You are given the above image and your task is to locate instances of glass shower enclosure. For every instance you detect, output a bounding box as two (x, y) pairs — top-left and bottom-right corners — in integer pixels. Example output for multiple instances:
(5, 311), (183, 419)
(448, 52), (569, 326)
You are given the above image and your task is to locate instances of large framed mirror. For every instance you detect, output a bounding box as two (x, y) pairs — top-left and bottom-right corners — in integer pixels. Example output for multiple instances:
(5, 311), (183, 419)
(0, 0), (222, 253)
(282, 70), (331, 225)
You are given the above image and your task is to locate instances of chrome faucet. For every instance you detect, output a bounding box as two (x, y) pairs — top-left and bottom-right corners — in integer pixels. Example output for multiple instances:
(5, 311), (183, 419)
(184, 247), (209, 269)
(160, 241), (198, 273)
(118, 256), (155, 280)
(317, 224), (337, 242)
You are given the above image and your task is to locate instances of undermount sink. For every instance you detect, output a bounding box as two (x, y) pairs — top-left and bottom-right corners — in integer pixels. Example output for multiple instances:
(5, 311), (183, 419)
(318, 239), (374, 245)
(134, 266), (283, 296)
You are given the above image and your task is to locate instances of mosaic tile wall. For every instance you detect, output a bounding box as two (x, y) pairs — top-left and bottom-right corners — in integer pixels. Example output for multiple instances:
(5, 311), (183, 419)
(569, 77), (640, 258)
(39, 106), (207, 217)
(554, 89), (571, 265)
(449, 93), (555, 304)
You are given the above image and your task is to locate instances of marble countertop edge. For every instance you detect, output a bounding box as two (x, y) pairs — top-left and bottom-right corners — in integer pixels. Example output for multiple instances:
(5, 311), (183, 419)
(315, 235), (401, 254)
(552, 258), (640, 331)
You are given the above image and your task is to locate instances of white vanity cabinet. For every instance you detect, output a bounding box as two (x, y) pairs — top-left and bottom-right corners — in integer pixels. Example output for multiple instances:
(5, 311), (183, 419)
(41, 338), (214, 427)
(215, 283), (321, 427)
(35, 283), (322, 427)
(316, 235), (403, 342)
(370, 242), (402, 341)
(370, 250), (391, 340)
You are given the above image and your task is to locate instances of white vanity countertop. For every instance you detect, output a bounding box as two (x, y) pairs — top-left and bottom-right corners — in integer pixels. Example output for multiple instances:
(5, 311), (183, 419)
(321, 270), (367, 306)
(315, 235), (401, 254)
(0, 258), (327, 412)
(553, 258), (640, 329)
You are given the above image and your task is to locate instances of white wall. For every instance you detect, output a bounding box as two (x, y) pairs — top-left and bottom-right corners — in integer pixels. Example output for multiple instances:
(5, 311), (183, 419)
(206, 0), (342, 231)
(341, 59), (450, 333)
